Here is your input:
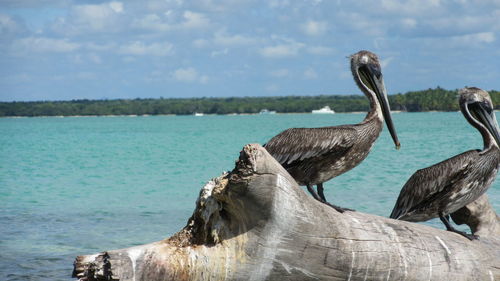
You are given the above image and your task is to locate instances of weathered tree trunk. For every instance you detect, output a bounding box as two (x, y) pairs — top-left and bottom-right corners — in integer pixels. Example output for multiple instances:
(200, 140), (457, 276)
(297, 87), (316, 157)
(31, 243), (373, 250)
(451, 193), (500, 238)
(73, 144), (500, 281)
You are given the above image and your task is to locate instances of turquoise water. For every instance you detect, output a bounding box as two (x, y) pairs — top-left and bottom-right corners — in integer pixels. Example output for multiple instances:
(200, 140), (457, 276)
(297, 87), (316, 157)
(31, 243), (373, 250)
(1, 112), (498, 280)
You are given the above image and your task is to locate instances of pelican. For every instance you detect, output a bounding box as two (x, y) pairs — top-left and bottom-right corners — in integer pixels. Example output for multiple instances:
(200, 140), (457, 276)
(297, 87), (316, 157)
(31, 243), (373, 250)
(390, 87), (500, 240)
(264, 50), (400, 212)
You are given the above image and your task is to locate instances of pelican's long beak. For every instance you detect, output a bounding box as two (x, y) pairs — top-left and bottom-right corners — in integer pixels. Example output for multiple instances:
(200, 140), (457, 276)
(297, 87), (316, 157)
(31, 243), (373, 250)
(359, 64), (401, 149)
(471, 102), (500, 147)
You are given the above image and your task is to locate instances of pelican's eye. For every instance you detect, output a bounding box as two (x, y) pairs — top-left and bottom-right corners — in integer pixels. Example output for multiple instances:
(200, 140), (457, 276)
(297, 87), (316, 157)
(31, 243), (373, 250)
(484, 103), (493, 115)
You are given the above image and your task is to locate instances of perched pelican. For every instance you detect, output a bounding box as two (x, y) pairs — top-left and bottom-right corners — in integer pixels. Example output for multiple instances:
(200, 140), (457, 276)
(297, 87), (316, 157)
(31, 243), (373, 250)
(264, 50), (400, 212)
(390, 87), (500, 240)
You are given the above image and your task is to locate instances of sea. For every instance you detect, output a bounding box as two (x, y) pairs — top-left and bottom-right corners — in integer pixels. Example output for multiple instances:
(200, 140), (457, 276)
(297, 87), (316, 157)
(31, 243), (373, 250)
(1, 112), (499, 280)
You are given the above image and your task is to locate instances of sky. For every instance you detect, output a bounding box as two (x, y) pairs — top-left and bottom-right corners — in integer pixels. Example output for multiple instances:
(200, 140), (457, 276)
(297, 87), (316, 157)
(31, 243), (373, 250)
(1, 0), (500, 101)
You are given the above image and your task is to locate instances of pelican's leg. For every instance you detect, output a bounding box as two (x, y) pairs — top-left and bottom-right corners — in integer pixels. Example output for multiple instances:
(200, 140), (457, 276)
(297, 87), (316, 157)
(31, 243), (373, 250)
(306, 184), (323, 202)
(317, 183), (327, 201)
(316, 183), (354, 213)
(439, 212), (478, 240)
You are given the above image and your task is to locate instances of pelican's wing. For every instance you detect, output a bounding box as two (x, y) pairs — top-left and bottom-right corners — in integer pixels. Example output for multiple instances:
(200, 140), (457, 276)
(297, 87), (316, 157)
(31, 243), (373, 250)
(389, 150), (479, 219)
(263, 126), (357, 167)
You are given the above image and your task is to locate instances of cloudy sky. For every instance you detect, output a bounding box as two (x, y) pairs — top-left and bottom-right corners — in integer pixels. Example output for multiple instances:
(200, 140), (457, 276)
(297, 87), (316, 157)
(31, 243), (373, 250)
(1, 0), (499, 101)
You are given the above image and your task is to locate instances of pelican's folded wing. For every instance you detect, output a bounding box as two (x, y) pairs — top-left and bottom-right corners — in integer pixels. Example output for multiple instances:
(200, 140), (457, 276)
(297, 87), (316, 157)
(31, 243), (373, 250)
(389, 150), (479, 219)
(264, 126), (357, 167)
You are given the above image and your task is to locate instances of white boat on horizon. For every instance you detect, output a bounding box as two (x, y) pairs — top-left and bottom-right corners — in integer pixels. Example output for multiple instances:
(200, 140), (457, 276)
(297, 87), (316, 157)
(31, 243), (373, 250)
(312, 106), (335, 114)
(194, 112), (204, 116)
(259, 109), (276, 115)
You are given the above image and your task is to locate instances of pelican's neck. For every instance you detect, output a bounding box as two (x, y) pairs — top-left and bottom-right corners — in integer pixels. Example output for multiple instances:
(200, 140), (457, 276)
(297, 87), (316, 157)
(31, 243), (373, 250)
(480, 129), (497, 151)
(461, 105), (498, 151)
(362, 90), (383, 124)
(351, 65), (383, 124)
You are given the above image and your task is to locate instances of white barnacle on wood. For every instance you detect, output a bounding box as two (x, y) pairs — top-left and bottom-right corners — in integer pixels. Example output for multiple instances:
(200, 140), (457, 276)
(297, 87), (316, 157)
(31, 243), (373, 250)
(197, 178), (220, 223)
(195, 174), (231, 244)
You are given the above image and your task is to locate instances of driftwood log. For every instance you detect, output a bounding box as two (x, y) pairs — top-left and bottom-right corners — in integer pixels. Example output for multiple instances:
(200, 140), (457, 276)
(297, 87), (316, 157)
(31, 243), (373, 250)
(73, 144), (500, 281)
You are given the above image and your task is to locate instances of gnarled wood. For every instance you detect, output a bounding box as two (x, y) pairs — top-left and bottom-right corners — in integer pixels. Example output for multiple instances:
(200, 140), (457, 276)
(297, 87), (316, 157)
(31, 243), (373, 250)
(451, 194), (500, 237)
(73, 144), (500, 281)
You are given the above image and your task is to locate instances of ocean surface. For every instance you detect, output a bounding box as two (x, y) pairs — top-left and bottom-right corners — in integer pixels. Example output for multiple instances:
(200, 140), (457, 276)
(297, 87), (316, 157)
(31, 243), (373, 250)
(1, 112), (499, 280)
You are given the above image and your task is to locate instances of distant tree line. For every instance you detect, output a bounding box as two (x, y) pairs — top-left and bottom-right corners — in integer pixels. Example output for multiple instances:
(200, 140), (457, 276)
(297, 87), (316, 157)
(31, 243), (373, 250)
(1, 87), (499, 117)
(390, 87), (500, 112)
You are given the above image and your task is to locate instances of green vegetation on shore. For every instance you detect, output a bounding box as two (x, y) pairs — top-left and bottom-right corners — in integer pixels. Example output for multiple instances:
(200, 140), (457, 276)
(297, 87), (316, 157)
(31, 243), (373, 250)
(1, 87), (499, 117)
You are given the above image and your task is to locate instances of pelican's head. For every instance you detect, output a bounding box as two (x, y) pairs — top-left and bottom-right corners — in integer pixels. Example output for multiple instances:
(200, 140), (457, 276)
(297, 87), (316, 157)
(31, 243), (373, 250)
(350, 51), (384, 96)
(350, 50), (400, 149)
(459, 87), (500, 147)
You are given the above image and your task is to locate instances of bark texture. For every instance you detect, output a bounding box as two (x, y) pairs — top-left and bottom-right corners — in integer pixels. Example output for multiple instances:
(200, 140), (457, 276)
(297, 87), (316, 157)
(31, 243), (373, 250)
(73, 144), (500, 281)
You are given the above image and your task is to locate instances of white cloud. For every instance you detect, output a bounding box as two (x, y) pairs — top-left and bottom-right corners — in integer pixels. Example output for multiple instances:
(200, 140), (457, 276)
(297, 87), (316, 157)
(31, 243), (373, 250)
(172, 67), (208, 83)
(213, 30), (258, 46)
(132, 10), (209, 32)
(140, 0), (183, 12)
(307, 46), (334, 55)
(380, 57), (393, 69)
(109, 1), (124, 13)
(192, 30), (260, 49)
(269, 0), (291, 8)
(211, 48), (228, 57)
(181, 11), (210, 29)
(401, 18), (417, 29)
(332, 1), (497, 39)
(12, 37), (80, 53)
(195, 0), (254, 12)
(265, 83), (279, 92)
(451, 32), (495, 44)
(300, 20), (327, 36)
(380, 0), (441, 15)
(193, 38), (209, 48)
(428, 15), (496, 36)
(132, 14), (171, 31)
(304, 68), (318, 79)
(0, 73), (31, 84)
(336, 12), (386, 36)
(73, 2), (123, 29)
(52, 1), (125, 34)
(72, 53), (102, 64)
(0, 14), (25, 35)
(199, 75), (209, 84)
(85, 42), (115, 51)
(260, 42), (304, 58)
(269, 69), (289, 77)
(118, 41), (174, 56)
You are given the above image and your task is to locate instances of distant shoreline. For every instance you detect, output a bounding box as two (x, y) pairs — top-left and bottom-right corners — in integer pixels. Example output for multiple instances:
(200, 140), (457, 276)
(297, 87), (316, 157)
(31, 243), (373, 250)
(1, 87), (498, 117)
(2, 110), (463, 119)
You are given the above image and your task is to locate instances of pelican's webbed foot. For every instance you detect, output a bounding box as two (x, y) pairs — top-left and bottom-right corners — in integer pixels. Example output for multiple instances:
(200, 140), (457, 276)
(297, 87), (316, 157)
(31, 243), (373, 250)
(323, 202), (355, 213)
(446, 227), (479, 240)
(306, 184), (355, 213)
(439, 213), (479, 241)
(456, 232), (479, 241)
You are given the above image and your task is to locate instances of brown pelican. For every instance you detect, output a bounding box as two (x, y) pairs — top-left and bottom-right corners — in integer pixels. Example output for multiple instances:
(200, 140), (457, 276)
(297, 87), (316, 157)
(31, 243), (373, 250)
(390, 87), (500, 240)
(264, 50), (400, 212)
